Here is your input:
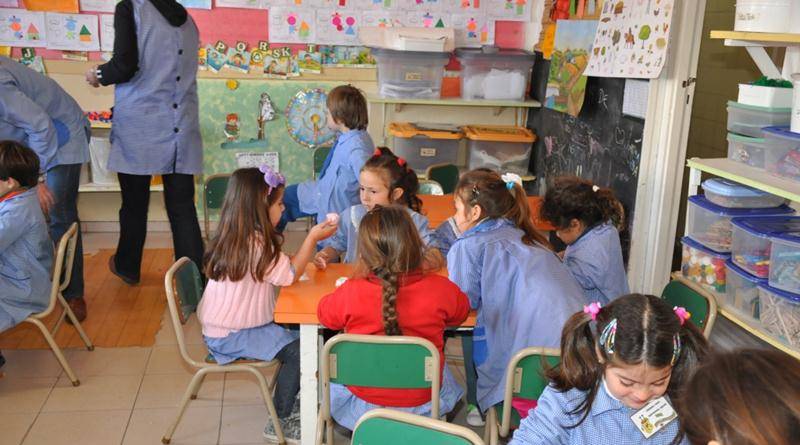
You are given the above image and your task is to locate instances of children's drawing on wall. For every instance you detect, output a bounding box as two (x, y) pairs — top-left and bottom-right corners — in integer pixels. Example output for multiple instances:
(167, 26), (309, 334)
(354, 0), (396, 9)
(361, 11), (404, 29)
(451, 13), (493, 47)
(584, 0), (675, 78)
(215, 0), (268, 8)
(224, 113), (241, 142)
(177, 0), (212, 9)
(316, 9), (360, 45)
(298, 49), (322, 73)
(45, 13), (100, 51)
(404, 11), (449, 28)
(285, 88), (336, 148)
(79, 0), (118, 12)
(225, 44), (251, 73)
(320, 45), (374, 67)
(206, 46), (226, 72)
(545, 19), (598, 117)
(257, 92), (277, 140)
(0, 1), (18, 7)
(443, 0), (484, 11)
(198, 47), (208, 70)
(100, 13), (114, 52)
(486, 0), (530, 21)
(400, 0), (443, 12)
(270, 8), (316, 44)
(0, 10), (46, 48)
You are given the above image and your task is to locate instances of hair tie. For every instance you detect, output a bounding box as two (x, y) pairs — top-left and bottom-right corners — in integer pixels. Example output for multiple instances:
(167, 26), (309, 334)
(673, 306), (691, 326)
(373, 148), (382, 157)
(501, 172), (522, 190)
(397, 157), (406, 167)
(583, 302), (602, 321)
(592, 185), (600, 192)
(258, 164), (285, 195)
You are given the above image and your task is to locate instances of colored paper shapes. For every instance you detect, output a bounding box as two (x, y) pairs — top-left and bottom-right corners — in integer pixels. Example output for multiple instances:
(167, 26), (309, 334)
(269, 7), (316, 44)
(0, 9), (46, 48)
(451, 13), (493, 47)
(316, 9), (360, 45)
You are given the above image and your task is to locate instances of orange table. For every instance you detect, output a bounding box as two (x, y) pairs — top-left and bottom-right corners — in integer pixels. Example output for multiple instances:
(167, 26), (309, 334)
(419, 194), (555, 231)
(274, 263), (475, 444)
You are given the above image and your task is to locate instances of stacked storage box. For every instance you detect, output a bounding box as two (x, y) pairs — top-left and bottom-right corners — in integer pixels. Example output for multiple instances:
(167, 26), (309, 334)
(725, 101), (791, 170)
(387, 123), (463, 172)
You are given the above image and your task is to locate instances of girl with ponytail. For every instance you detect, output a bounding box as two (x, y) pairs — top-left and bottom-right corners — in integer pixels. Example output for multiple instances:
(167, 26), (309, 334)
(317, 205), (470, 431)
(510, 294), (709, 445)
(446, 169), (585, 421)
(540, 176), (629, 304)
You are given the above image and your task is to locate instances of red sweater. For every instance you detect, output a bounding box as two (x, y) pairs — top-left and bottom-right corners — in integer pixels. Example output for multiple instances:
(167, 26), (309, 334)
(317, 271), (470, 407)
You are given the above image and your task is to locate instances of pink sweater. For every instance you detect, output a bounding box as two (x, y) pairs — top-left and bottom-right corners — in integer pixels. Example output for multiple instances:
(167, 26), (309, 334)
(197, 251), (295, 338)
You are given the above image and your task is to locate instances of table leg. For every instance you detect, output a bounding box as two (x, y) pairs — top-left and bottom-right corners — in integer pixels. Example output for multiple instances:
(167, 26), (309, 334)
(300, 324), (319, 445)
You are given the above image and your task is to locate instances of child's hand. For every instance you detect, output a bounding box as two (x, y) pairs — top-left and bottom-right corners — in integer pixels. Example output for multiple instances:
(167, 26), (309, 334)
(309, 220), (338, 241)
(313, 251), (329, 270)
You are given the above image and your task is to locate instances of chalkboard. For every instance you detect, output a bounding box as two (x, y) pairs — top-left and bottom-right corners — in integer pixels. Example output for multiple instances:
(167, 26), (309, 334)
(527, 54), (644, 262)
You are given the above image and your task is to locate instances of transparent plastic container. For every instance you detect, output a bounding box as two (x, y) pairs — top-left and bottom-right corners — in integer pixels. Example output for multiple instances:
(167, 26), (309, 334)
(681, 236), (730, 294)
(730, 217), (800, 279)
(758, 283), (800, 347)
(768, 231), (800, 294)
(702, 178), (786, 208)
(464, 125), (535, 175)
(763, 126), (800, 182)
(686, 195), (794, 253)
(388, 122), (463, 172)
(727, 133), (768, 169)
(371, 48), (451, 99)
(726, 101), (791, 138)
(455, 48), (535, 101)
(724, 260), (766, 324)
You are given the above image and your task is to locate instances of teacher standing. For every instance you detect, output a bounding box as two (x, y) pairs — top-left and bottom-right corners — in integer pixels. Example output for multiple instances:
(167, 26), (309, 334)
(86, 0), (203, 284)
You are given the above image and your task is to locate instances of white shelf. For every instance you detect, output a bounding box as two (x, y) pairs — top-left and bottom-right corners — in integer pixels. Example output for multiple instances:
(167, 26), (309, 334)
(368, 96), (542, 108)
(710, 30), (800, 46)
(686, 157), (800, 203)
(718, 309), (800, 360)
(79, 183), (163, 193)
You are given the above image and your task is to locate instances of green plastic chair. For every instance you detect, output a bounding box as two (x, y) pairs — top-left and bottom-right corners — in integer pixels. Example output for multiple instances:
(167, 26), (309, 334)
(317, 334), (442, 445)
(484, 347), (560, 445)
(418, 179), (444, 195)
(162, 258), (284, 445)
(352, 409), (484, 445)
(314, 146), (333, 179)
(661, 277), (717, 338)
(203, 174), (230, 240)
(426, 163), (460, 194)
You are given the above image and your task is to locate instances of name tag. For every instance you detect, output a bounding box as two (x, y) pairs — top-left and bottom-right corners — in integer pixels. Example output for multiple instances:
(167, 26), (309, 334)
(630, 396), (677, 439)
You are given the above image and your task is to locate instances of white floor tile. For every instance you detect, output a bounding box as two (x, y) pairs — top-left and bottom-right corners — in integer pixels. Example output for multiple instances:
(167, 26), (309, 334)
(122, 406), (221, 445)
(22, 409), (129, 445)
(63, 347), (150, 377)
(0, 377), (57, 414)
(0, 412), (38, 445)
(222, 371), (277, 407)
(135, 373), (223, 409)
(41, 374), (142, 413)
(145, 344), (208, 375)
(0, 350), (65, 379)
(218, 404), (272, 445)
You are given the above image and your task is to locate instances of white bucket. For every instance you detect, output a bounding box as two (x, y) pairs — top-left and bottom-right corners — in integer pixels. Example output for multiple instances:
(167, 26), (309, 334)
(735, 1), (791, 33)
(88, 136), (118, 185)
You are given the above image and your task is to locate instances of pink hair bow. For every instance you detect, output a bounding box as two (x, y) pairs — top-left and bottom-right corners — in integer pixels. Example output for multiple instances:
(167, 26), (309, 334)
(583, 302), (602, 321)
(673, 306), (691, 326)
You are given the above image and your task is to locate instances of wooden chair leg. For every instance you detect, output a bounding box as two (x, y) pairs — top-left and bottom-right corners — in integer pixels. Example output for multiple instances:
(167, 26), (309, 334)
(24, 318), (80, 386)
(162, 369), (208, 444)
(250, 367), (286, 445)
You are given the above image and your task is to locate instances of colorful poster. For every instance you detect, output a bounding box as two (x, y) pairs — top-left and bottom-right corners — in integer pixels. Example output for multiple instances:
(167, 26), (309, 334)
(316, 9), (360, 45)
(99, 13), (113, 51)
(353, 0), (397, 10)
(399, 0), (443, 11)
(24, 0), (79, 13)
(584, 0), (675, 78)
(443, 0), (484, 12)
(451, 13), (493, 47)
(0, 0), (18, 7)
(268, 7), (316, 44)
(545, 19), (597, 117)
(361, 10), (404, 28)
(486, 0), (530, 21)
(215, 0), (268, 8)
(176, 0), (212, 9)
(79, 0), (118, 12)
(0, 9), (46, 48)
(404, 10), (449, 28)
(45, 12), (99, 51)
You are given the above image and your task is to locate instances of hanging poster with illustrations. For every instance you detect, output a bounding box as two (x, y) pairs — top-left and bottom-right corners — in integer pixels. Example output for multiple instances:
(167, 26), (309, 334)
(398, 0), (444, 12)
(316, 9), (360, 45)
(486, 0), (530, 21)
(24, 0), (79, 13)
(45, 13), (99, 51)
(361, 10), (404, 28)
(0, 9), (46, 48)
(100, 14), (114, 51)
(450, 13), (493, 47)
(404, 10), (449, 28)
(353, 0), (398, 10)
(269, 7), (316, 44)
(0, 1), (18, 7)
(297, 49), (322, 73)
(584, 0), (675, 78)
(545, 19), (597, 117)
(215, 0), (268, 8)
(443, 0), (484, 12)
(177, 0), (212, 8)
(79, 0), (118, 12)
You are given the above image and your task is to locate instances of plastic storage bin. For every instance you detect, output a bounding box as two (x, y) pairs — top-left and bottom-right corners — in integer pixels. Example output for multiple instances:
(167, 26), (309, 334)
(738, 83), (793, 108)
(702, 178), (786, 209)
(371, 48), (451, 99)
(681, 236), (729, 293)
(464, 125), (535, 175)
(731, 216), (800, 278)
(455, 48), (535, 101)
(768, 231), (800, 294)
(758, 283), (800, 347)
(735, 0), (792, 33)
(388, 122), (462, 172)
(726, 101), (791, 138)
(686, 195), (794, 253)
(724, 260), (765, 323)
(727, 133), (769, 169)
(763, 126), (800, 182)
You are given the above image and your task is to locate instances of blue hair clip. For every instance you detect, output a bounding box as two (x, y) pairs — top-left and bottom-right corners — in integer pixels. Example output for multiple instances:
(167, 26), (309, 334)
(598, 318), (618, 356)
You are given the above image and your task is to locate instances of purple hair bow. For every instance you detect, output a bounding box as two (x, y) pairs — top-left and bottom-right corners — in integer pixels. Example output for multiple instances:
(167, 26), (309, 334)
(259, 164), (285, 195)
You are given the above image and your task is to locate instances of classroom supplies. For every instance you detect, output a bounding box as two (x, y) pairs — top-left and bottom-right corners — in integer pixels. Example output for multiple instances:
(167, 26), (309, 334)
(768, 230), (800, 294)
(456, 47), (534, 101)
(758, 282), (800, 347)
(727, 101), (791, 138)
(763, 126), (800, 183)
(44, 12), (100, 52)
(724, 260), (765, 324)
(730, 217), (800, 278)
(0, 9), (47, 48)
(387, 122), (462, 172)
(727, 133), (769, 170)
(681, 236), (729, 294)
(371, 48), (450, 98)
(464, 125), (535, 175)
(701, 178), (786, 209)
(738, 78), (793, 108)
(734, 0), (792, 33)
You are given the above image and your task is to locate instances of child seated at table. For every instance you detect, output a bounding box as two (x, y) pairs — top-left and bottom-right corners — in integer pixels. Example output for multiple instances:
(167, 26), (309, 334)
(313, 146), (437, 268)
(0, 141), (53, 369)
(317, 205), (470, 430)
(197, 166), (337, 442)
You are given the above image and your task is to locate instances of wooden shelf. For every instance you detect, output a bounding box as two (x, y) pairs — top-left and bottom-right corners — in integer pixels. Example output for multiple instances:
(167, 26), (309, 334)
(89, 121), (111, 129)
(79, 183), (163, 193)
(369, 96), (542, 109)
(686, 158), (800, 203)
(718, 308), (800, 360)
(710, 30), (800, 46)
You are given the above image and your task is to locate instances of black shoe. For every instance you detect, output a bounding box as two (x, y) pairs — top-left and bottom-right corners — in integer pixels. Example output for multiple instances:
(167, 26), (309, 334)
(108, 254), (139, 285)
(0, 351), (6, 368)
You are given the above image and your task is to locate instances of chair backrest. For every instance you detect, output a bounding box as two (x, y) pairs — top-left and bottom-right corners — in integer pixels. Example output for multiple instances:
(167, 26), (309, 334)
(352, 409), (484, 445)
(661, 277), (717, 338)
(418, 179), (444, 196)
(321, 334), (441, 419)
(499, 347), (560, 435)
(426, 164), (459, 194)
(164, 257), (205, 367)
(35, 222), (78, 319)
(204, 174), (230, 211)
(314, 146), (333, 179)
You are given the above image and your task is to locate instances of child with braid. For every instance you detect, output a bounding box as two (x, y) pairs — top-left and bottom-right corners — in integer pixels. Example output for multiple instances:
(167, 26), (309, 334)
(317, 205), (470, 431)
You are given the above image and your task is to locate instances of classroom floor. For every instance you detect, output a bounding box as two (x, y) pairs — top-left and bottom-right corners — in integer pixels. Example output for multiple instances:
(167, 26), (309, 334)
(0, 231), (483, 445)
